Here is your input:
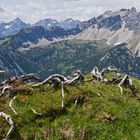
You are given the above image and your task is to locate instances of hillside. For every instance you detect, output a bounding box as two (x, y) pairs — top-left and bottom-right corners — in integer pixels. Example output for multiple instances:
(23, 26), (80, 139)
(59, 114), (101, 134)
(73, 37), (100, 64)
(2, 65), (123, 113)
(22, 39), (111, 77)
(1, 72), (140, 139)
(0, 39), (110, 76)
(0, 45), (40, 76)
(2, 7), (140, 56)
(0, 39), (140, 78)
(22, 40), (140, 78)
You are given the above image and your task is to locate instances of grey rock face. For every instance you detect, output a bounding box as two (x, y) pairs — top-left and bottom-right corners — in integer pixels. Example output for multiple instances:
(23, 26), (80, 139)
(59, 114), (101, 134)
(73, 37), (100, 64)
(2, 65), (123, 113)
(0, 18), (31, 38)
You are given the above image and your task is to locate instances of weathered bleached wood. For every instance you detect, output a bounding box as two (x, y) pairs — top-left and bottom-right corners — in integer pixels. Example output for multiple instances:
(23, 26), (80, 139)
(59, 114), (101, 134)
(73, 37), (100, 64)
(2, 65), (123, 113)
(30, 108), (42, 116)
(118, 75), (133, 94)
(65, 70), (84, 85)
(18, 73), (42, 82)
(91, 67), (103, 81)
(0, 112), (15, 140)
(61, 81), (64, 108)
(74, 100), (78, 106)
(9, 96), (18, 115)
(101, 66), (118, 75)
(0, 85), (12, 97)
(33, 70), (84, 87)
(2, 85), (12, 94)
(33, 74), (68, 87)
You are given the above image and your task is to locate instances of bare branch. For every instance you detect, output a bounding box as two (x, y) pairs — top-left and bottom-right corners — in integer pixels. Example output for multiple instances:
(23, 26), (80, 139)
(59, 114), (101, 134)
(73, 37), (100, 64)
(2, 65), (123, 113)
(118, 75), (132, 94)
(9, 96), (18, 115)
(30, 108), (42, 116)
(91, 67), (103, 81)
(33, 74), (68, 87)
(0, 112), (15, 140)
(61, 81), (64, 108)
(65, 70), (84, 85)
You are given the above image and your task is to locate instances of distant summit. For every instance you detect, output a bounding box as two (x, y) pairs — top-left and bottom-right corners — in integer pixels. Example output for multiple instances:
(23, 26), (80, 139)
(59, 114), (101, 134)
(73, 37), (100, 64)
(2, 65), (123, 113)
(1, 7), (140, 56)
(0, 17), (30, 38)
(34, 18), (80, 30)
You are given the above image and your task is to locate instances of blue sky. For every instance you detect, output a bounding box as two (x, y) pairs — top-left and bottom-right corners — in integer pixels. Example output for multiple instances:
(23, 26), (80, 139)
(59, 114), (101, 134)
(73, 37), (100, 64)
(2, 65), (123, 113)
(0, 0), (139, 23)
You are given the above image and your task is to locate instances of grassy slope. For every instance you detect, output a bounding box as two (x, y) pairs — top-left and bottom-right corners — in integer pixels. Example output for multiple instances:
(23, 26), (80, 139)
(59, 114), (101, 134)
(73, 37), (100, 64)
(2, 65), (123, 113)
(1, 74), (140, 140)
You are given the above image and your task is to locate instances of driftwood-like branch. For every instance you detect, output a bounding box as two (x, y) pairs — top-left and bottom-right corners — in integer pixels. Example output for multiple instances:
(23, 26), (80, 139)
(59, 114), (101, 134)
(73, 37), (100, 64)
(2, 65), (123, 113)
(74, 100), (78, 106)
(101, 66), (118, 76)
(18, 73), (42, 83)
(0, 85), (12, 97)
(30, 108), (42, 116)
(91, 66), (121, 83)
(2, 85), (12, 94)
(33, 70), (84, 87)
(118, 75), (133, 94)
(32, 70), (84, 108)
(9, 96), (18, 115)
(91, 67), (103, 82)
(65, 70), (84, 85)
(0, 112), (15, 140)
(61, 81), (64, 108)
(91, 66), (136, 95)
(33, 74), (68, 87)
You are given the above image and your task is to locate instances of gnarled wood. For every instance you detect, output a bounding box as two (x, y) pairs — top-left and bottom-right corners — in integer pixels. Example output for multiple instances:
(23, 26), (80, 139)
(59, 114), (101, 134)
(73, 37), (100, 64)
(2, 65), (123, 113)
(91, 67), (103, 81)
(65, 70), (84, 85)
(0, 112), (15, 140)
(118, 75), (133, 94)
(33, 74), (68, 87)
(9, 96), (18, 115)
(33, 70), (84, 87)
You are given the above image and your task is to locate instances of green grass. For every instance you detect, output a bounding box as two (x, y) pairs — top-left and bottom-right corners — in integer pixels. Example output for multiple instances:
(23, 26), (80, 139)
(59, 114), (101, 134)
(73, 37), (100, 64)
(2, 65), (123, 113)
(1, 74), (140, 140)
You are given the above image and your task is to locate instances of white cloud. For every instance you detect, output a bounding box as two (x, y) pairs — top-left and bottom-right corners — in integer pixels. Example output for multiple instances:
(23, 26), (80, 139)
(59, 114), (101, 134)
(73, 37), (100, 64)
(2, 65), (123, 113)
(0, 7), (4, 12)
(0, 0), (140, 23)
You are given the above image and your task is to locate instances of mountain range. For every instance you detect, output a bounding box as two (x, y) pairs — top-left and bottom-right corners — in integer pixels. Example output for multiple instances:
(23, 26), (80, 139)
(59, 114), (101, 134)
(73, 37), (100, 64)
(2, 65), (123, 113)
(34, 18), (80, 30)
(0, 7), (140, 78)
(0, 18), (81, 39)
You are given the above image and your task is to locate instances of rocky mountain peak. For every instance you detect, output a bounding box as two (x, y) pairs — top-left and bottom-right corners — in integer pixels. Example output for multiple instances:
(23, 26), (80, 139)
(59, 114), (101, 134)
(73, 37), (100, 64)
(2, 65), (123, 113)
(130, 7), (137, 13)
(13, 17), (23, 22)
